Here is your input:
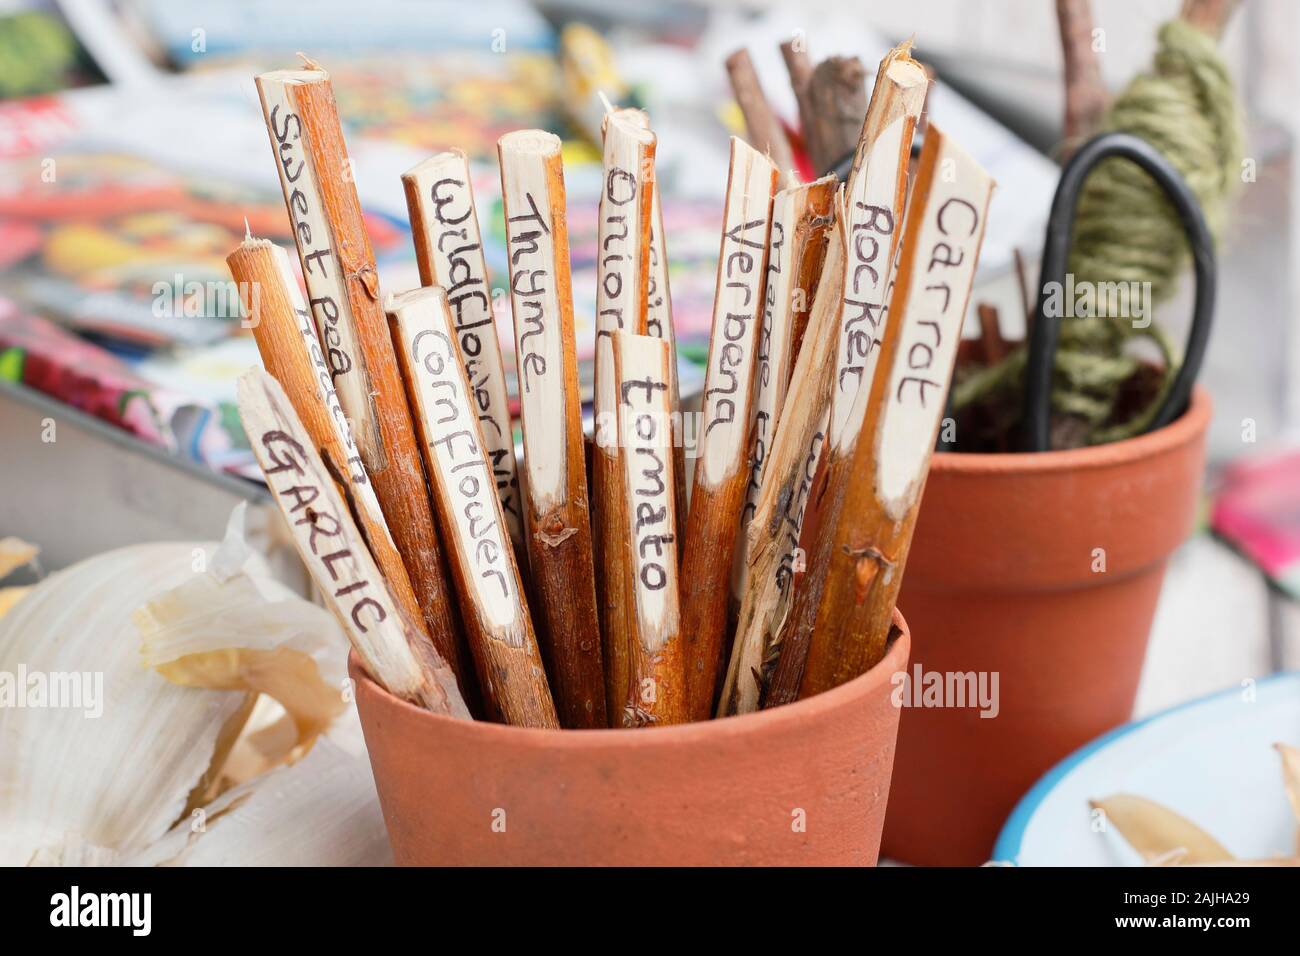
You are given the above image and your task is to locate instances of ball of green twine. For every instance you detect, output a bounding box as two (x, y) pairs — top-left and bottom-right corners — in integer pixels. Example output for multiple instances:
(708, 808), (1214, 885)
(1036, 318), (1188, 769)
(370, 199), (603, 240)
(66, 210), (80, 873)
(954, 18), (1243, 445)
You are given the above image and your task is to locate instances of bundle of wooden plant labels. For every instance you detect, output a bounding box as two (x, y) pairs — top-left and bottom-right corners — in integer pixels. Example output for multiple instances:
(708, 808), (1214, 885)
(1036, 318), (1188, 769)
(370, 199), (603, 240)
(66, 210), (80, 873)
(231, 41), (994, 730)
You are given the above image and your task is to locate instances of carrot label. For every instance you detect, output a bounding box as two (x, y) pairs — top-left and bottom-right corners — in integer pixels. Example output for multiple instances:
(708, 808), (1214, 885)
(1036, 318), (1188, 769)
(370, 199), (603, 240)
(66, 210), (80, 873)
(876, 136), (993, 517)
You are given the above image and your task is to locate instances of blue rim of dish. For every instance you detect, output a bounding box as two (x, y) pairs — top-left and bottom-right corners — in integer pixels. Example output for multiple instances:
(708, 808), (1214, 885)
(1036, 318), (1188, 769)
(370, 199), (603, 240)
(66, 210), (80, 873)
(991, 670), (1299, 865)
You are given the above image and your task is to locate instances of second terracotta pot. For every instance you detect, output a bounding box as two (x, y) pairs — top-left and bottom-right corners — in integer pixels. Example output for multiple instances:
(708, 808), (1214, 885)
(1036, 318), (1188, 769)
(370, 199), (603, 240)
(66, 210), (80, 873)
(883, 388), (1211, 866)
(353, 611), (910, 866)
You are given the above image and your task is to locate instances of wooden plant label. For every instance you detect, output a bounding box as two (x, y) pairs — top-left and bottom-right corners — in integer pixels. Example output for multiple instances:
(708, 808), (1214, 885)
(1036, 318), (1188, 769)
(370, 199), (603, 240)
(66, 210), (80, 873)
(612, 332), (686, 726)
(593, 108), (655, 438)
(731, 175), (835, 604)
(679, 136), (778, 720)
(232, 238), (376, 507)
(499, 130), (569, 509)
(718, 198), (845, 717)
(498, 129), (606, 728)
(875, 133), (993, 518)
(403, 150), (525, 552)
(775, 409), (830, 591)
(228, 237), (430, 638)
(829, 45), (927, 454)
(237, 369), (468, 718)
(256, 64), (470, 695)
(591, 108), (656, 719)
(696, 137), (779, 489)
(634, 113), (687, 547)
(256, 69), (379, 466)
(388, 287), (557, 728)
(792, 124), (994, 700)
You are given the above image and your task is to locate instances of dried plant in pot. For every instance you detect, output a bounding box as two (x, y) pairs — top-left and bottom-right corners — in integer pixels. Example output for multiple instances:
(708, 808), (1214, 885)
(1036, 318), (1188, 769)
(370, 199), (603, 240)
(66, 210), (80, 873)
(882, 131), (1217, 866)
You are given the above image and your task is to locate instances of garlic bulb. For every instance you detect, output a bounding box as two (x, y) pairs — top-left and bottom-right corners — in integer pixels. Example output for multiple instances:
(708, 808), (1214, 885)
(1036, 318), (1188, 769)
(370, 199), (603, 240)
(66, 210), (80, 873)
(0, 505), (390, 866)
(0, 536), (37, 618)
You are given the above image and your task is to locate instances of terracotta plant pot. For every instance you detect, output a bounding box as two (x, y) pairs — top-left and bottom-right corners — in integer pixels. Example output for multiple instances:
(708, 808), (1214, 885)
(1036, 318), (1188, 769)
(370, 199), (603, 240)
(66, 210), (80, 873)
(882, 388), (1211, 866)
(352, 611), (910, 866)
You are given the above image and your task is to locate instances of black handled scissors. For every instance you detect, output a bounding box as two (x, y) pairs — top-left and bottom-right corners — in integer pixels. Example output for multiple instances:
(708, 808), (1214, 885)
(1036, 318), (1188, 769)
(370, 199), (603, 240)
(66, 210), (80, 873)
(1021, 131), (1216, 451)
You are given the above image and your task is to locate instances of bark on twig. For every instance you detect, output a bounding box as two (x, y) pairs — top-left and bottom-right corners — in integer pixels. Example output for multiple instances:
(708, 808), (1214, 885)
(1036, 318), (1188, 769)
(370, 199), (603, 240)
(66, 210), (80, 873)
(679, 137), (779, 720)
(256, 66), (474, 702)
(1056, 0), (1108, 148)
(726, 47), (798, 181)
(499, 130), (607, 728)
(804, 56), (868, 175)
(591, 109), (656, 723)
(389, 287), (558, 728)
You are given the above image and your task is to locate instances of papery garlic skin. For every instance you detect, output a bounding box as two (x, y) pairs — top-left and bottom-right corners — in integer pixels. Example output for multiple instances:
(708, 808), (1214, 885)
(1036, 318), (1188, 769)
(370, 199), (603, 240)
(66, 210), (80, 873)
(124, 719), (392, 867)
(0, 504), (394, 867)
(0, 542), (243, 866)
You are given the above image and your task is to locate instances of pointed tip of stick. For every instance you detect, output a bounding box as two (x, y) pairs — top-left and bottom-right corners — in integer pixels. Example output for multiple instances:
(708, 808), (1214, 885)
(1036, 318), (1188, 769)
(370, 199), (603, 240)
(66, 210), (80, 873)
(244, 216), (252, 241)
(597, 90), (615, 115)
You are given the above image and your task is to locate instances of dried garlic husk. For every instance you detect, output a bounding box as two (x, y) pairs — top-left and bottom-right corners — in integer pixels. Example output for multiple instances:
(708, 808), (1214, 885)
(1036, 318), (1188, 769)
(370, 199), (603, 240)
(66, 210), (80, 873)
(1093, 743), (1300, 867)
(123, 718), (391, 867)
(0, 537), (37, 620)
(0, 537), (38, 580)
(135, 505), (347, 759)
(0, 541), (248, 865)
(0, 587), (28, 619)
(1277, 742), (1300, 854)
(1090, 794), (1234, 864)
(0, 505), (389, 866)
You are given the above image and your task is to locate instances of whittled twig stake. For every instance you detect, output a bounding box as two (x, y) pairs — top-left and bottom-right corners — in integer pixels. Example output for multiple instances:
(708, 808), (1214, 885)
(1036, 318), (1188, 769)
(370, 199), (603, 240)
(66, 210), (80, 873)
(831, 41), (927, 454)
(1181, 0), (1241, 37)
(389, 288), (558, 728)
(729, 175), (836, 612)
(977, 303), (1007, 365)
(619, 107), (688, 554)
(679, 137), (779, 720)
(759, 47), (927, 709)
(256, 64), (472, 694)
(228, 237), (428, 640)
(256, 65), (379, 461)
(780, 38), (815, 146)
(591, 108), (656, 719)
(1056, 0), (1108, 149)
(725, 48), (797, 182)
(647, 180), (687, 553)
(237, 369), (469, 718)
(719, 200), (844, 716)
(402, 150), (526, 557)
(785, 183), (835, 362)
(794, 125), (994, 700)
(611, 332), (687, 726)
(805, 56), (868, 175)
(498, 129), (606, 728)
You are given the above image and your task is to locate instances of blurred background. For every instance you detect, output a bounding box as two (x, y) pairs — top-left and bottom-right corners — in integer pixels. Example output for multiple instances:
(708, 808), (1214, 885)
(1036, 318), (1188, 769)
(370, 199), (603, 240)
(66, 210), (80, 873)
(0, 0), (1297, 714)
